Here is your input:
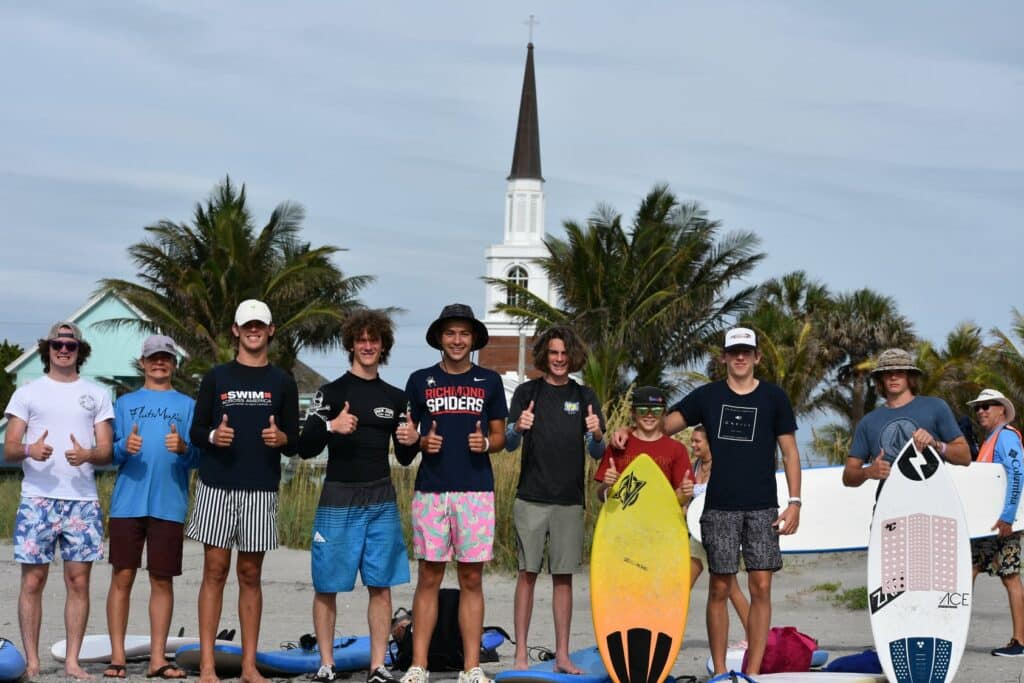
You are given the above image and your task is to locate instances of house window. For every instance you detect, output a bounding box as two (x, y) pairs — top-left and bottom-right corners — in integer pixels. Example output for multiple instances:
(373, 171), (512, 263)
(507, 266), (528, 307)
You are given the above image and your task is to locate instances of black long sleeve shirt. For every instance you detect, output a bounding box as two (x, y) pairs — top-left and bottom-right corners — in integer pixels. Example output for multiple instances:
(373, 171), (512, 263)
(189, 361), (299, 492)
(296, 372), (418, 482)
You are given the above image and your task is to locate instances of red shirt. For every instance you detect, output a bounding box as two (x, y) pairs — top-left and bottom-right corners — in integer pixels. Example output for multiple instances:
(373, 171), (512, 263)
(595, 434), (691, 489)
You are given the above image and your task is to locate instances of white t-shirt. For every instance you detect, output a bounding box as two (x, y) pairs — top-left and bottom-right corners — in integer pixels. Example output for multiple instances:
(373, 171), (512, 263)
(5, 375), (114, 500)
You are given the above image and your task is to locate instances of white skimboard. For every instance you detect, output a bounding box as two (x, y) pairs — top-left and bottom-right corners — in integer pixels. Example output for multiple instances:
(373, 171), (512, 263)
(705, 648), (829, 675)
(52, 632), (234, 663)
(868, 440), (971, 683)
(687, 461), (1022, 553)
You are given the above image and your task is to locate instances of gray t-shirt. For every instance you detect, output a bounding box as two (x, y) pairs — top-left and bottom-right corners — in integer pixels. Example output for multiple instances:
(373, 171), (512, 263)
(850, 395), (962, 464)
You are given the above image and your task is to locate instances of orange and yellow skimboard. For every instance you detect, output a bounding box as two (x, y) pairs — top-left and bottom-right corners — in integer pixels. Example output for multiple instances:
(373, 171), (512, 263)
(590, 454), (690, 683)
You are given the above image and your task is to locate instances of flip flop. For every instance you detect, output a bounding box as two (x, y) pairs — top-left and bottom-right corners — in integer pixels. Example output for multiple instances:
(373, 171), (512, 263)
(147, 664), (187, 679)
(103, 664), (127, 679)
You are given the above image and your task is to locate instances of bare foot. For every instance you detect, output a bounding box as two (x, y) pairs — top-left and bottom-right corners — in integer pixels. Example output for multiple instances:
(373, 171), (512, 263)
(553, 659), (583, 675)
(239, 668), (270, 683)
(512, 657), (530, 671)
(24, 663), (40, 681)
(65, 663), (95, 680)
(199, 668), (221, 683)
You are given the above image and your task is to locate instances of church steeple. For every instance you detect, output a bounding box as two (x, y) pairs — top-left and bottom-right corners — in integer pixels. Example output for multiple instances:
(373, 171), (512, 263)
(508, 43), (543, 181)
(482, 38), (551, 355)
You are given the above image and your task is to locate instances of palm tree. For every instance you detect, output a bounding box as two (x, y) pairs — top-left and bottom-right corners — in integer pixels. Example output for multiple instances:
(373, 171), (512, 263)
(816, 288), (916, 431)
(990, 308), (1024, 429)
(485, 184), (763, 403)
(97, 177), (372, 386)
(916, 322), (997, 419)
(738, 271), (833, 417)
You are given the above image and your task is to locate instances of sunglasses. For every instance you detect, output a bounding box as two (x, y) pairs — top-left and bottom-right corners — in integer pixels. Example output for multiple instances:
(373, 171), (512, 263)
(634, 406), (665, 417)
(974, 403), (1000, 412)
(49, 340), (79, 352)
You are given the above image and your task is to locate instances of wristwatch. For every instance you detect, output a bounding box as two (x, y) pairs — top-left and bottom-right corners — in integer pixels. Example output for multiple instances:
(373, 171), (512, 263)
(788, 497), (802, 507)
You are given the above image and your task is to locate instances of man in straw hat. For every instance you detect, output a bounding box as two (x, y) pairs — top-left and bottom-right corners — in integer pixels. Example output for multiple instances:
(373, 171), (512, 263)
(402, 304), (508, 683)
(842, 347), (970, 491)
(966, 388), (1024, 656)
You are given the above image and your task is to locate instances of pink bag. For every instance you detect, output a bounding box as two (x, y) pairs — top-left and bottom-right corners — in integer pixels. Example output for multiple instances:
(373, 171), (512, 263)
(740, 626), (817, 673)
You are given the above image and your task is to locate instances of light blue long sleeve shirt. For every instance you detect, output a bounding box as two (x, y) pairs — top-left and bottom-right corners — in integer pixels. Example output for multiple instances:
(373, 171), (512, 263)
(110, 388), (200, 522)
(988, 426), (1024, 524)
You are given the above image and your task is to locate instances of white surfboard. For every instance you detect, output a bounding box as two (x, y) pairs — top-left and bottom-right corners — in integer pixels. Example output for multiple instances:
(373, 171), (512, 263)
(51, 635), (233, 663)
(868, 440), (971, 683)
(687, 461), (1023, 553)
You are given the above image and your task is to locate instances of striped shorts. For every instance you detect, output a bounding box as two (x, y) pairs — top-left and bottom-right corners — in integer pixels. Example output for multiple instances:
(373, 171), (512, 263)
(185, 480), (279, 552)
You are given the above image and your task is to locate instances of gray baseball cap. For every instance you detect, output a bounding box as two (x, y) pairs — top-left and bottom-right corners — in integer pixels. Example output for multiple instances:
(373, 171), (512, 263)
(141, 334), (177, 359)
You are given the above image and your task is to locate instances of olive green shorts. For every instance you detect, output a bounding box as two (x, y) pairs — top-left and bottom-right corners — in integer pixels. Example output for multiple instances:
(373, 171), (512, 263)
(513, 498), (584, 574)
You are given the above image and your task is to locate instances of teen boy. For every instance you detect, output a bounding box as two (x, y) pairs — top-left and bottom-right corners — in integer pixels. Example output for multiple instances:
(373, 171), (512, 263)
(610, 328), (802, 675)
(402, 304), (508, 683)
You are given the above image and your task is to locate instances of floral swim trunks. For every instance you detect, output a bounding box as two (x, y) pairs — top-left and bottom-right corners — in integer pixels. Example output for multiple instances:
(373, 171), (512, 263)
(14, 497), (104, 564)
(972, 531), (1022, 578)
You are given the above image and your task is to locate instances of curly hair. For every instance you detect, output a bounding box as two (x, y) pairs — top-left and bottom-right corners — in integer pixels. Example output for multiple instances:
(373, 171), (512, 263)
(37, 338), (92, 373)
(342, 309), (395, 365)
(532, 325), (588, 374)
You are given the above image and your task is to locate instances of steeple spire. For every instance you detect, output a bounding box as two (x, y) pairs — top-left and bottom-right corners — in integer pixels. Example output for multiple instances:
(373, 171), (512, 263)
(508, 42), (543, 181)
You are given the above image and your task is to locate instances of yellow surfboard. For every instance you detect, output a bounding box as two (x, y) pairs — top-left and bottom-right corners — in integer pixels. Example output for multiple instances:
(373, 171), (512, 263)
(590, 454), (690, 683)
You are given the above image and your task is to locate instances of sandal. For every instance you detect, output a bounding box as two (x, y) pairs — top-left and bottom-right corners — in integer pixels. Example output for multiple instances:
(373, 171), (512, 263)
(104, 664), (127, 679)
(147, 664), (188, 679)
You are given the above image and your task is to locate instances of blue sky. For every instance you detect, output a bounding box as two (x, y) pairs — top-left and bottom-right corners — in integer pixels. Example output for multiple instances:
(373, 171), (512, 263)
(2, 1), (1021, 390)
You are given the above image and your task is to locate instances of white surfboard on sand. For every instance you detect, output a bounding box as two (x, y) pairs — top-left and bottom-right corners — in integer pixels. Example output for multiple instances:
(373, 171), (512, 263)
(868, 440), (971, 683)
(51, 631), (235, 663)
(687, 461), (1021, 553)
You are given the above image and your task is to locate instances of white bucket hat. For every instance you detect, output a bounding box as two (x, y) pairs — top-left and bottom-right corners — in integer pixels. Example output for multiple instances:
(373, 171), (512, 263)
(967, 388), (1016, 424)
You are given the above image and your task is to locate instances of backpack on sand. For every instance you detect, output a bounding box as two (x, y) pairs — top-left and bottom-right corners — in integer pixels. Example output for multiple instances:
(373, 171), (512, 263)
(392, 589), (506, 672)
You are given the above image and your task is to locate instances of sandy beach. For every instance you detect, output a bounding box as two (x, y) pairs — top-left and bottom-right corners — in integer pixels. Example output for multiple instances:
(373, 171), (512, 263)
(3, 541), (1022, 682)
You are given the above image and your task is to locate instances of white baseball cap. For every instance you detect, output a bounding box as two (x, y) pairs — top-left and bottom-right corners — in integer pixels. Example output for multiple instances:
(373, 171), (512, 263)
(234, 299), (273, 326)
(724, 327), (757, 350)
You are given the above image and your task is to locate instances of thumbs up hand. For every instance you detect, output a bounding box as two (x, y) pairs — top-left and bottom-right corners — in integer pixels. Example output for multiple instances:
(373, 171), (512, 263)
(423, 420), (443, 454)
(262, 415), (287, 448)
(679, 468), (695, 499)
(65, 433), (93, 467)
(165, 422), (187, 455)
(602, 458), (620, 485)
(27, 429), (53, 461)
(212, 414), (234, 447)
(126, 423), (143, 455)
(396, 411), (419, 447)
(468, 420), (488, 454)
(516, 400), (535, 433)
(330, 401), (358, 435)
(585, 404), (602, 438)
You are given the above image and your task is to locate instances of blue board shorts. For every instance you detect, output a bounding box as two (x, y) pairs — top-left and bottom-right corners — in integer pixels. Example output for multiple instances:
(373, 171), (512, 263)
(311, 478), (410, 593)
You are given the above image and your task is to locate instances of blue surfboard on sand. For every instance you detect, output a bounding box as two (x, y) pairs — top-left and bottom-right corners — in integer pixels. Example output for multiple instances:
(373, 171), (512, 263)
(176, 630), (508, 677)
(0, 638), (27, 682)
(494, 646), (610, 683)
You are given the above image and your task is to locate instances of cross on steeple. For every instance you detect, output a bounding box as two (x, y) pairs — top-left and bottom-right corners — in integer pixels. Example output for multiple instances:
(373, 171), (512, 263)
(524, 15), (539, 43)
